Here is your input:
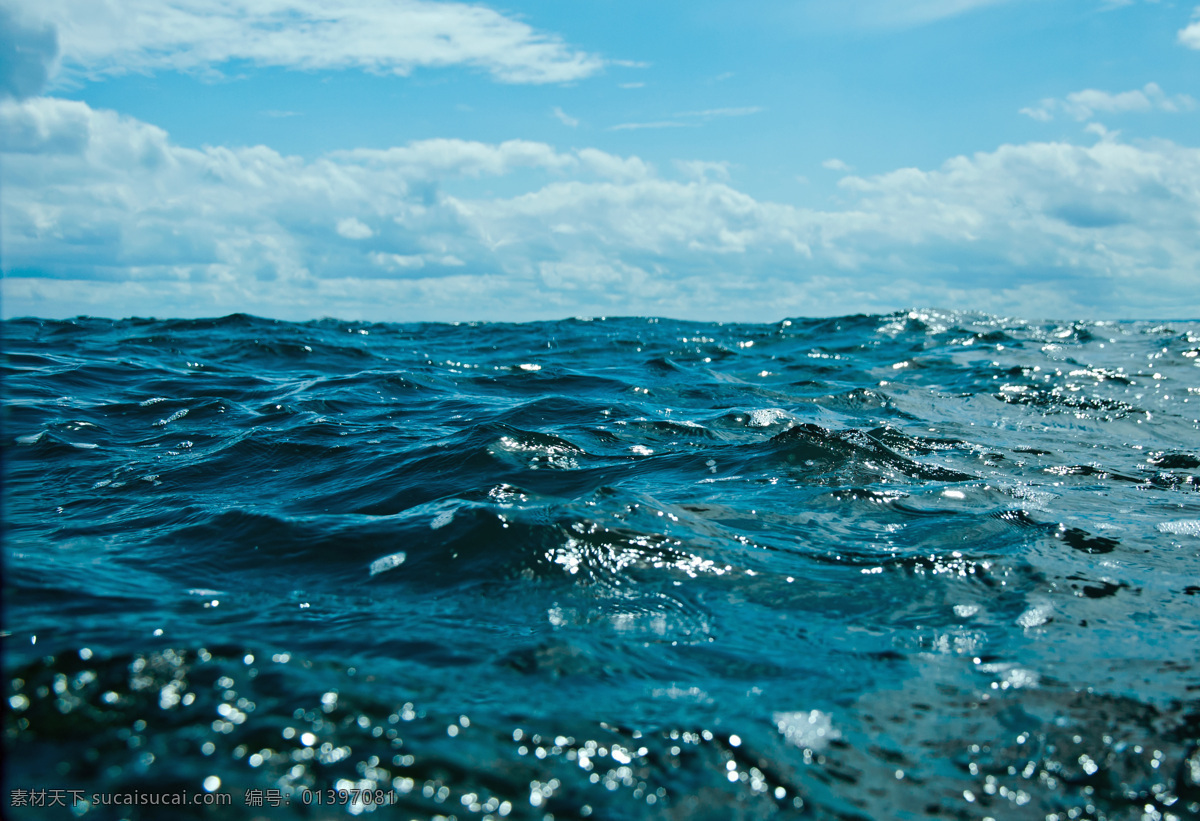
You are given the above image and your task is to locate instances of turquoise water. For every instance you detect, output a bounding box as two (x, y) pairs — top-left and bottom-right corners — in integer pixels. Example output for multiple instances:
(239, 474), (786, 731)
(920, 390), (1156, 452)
(4, 310), (1199, 819)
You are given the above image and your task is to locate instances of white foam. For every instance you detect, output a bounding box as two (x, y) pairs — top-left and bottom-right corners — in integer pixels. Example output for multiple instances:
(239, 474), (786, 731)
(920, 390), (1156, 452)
(1158, 520), (1200, 538)
(1016, 602), (1052, 628)
(369, 552), (407, 576)
(748, 408), (788, 427)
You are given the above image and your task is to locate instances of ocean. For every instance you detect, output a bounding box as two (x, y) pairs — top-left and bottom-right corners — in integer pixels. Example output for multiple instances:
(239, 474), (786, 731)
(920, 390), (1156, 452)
(4, 310), (1199, 820)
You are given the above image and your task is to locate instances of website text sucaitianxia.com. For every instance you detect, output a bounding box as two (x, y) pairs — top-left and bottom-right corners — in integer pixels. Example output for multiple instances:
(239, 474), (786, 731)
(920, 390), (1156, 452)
(10, 789), (232, 808)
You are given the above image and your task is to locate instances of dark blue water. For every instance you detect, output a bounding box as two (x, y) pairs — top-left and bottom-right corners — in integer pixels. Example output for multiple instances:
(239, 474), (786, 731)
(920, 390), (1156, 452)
(4, 311), (1199, 820)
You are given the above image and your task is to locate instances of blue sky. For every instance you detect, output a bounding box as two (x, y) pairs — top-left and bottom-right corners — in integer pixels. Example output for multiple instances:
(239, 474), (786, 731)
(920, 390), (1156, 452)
(2, 0), (1198, 321)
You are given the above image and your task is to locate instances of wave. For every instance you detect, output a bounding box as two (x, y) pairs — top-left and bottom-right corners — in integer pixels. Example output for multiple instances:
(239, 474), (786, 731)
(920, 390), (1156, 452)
(5, 310), (1199, 819)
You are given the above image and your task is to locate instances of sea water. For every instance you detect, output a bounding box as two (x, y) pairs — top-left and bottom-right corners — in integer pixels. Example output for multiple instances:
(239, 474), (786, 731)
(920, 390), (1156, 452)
(4, 310), (1199, 819)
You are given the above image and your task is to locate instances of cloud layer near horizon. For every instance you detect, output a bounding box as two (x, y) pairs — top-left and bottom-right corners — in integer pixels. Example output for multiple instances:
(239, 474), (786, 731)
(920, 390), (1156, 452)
(3, 96), (1198, 321)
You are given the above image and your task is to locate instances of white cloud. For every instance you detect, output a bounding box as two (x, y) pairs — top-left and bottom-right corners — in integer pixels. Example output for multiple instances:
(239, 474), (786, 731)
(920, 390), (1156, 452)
(825, 139), (1200, 314)
(12, 0), (605, 88)
(822, 158), (852, 171)
(0, 3), (59, 99)
(3, 96), (1199, 321)
(336, 217), (374, 240)
(577, 148), (652, 181)
(1181, 8), (1200, 49)
(1021, 82), (1196, 121)
(370, 252), (424, 269)
(675, 160), (732, 182)
(328, 138), (578, 179)
(1083, 122), (1115, 140)
(552, 106), (579, 128)
(461, 178), (812, 259)
(1019, 105), (1054, 123)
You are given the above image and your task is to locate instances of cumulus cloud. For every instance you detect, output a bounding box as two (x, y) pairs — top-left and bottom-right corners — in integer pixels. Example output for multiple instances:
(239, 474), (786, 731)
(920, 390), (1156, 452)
(329, 138), (579, 178)
(822, 158), (853, 172)
(833, 140), (1198, 263)
(16, 0), (604, 86)
(1181, 8), (1200, 49)
(1021, 82), (1196, 121)
(0, 3), (59, 98)
(577, 148), (652, 181)
(0, 96), (669, 313)
(459, 179), (811, 260)
(3, 96), (1199, 321)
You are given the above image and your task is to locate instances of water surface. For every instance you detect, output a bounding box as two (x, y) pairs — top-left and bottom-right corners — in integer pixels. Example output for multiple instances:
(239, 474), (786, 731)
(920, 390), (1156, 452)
(5, 310), (1199, 819)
